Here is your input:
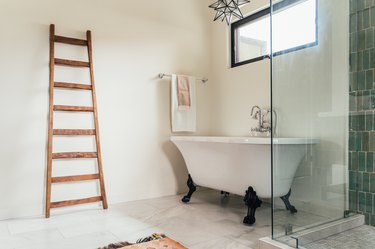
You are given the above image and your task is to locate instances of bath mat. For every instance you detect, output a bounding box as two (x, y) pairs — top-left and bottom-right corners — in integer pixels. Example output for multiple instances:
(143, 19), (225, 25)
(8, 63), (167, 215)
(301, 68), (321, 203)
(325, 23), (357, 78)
(98, 233), (188, 249)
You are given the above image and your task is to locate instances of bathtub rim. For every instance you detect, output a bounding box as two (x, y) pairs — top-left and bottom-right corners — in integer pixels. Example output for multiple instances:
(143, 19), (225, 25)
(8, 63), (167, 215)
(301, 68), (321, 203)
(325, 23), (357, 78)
(170, 135), (319, 145)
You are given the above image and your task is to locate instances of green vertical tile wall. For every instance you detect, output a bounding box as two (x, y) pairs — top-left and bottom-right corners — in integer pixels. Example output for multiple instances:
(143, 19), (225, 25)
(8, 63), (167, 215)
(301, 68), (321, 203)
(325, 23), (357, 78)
(366, 111), (373, 130)
(350, 0), (375, 226)
(366, 152), (373, 171)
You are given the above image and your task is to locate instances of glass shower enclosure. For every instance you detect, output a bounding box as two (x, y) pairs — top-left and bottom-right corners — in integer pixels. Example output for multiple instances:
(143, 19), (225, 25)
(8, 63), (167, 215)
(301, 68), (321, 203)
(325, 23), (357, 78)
(271, 0), (350, 246)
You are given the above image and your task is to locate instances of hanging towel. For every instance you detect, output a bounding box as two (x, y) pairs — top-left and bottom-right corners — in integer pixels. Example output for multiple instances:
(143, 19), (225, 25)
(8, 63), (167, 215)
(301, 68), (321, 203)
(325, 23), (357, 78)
(171, 74), (196, 132)
(177, 75), (191, 110)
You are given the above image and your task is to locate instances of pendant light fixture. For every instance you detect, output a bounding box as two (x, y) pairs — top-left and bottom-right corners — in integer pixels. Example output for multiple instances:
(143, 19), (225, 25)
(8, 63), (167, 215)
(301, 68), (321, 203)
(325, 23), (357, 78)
(209, 0), (250, 25)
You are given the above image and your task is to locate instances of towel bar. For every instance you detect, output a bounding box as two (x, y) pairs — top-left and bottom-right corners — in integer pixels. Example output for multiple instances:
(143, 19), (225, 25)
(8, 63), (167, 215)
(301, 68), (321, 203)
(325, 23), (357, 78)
(158, 73), (208, 83)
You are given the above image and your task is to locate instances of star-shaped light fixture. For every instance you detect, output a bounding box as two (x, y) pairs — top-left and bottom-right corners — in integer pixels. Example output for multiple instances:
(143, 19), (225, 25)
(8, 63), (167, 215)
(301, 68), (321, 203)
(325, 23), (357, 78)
(209, 0), (250, 25)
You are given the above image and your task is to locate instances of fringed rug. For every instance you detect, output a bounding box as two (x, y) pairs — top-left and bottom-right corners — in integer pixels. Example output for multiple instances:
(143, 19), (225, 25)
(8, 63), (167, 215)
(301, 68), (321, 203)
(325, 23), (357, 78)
(98, 233), (188, 249)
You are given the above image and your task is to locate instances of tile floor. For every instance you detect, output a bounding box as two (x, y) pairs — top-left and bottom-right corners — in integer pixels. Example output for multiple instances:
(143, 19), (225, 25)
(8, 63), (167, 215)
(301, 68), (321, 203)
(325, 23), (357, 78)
(0, 189), (272, 249)
(1, 189), (354, 249)
(303, 225), (375, 249)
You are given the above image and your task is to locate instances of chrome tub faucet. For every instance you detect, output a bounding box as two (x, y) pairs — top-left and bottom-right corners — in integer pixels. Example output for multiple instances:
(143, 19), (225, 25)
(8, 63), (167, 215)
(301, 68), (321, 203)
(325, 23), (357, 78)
(250, 106), (274, 134)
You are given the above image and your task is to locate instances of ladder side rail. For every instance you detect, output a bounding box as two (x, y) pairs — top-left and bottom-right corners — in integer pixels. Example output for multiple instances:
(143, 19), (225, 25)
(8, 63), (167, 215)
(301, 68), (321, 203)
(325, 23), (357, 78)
(46, 24), (55, 218)
(86, 30), (108, 209)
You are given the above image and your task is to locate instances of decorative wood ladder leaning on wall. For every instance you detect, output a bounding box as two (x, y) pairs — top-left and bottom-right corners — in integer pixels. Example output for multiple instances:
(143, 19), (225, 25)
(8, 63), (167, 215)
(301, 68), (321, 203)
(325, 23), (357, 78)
(45, 24), (108, 218)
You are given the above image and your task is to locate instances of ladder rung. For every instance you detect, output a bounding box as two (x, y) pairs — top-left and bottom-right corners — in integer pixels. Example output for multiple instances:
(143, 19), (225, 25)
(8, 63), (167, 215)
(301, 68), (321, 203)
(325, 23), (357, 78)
(53, 129), (96, 135)
(50, 196), (103, 209)
(54, 82), (92, 90)
(52, 174), (100, 183)
(54, 35), (88, 46)
(53, 105), (94, 112)
(55, 58), (90, 67)
(52, 152), (98, 159)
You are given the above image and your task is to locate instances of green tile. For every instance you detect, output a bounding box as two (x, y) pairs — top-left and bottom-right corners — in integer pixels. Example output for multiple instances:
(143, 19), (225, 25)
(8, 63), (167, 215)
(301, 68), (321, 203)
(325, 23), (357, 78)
(371, 173), (375, 192)
(351, 0), (358, 14)
(365, 212), (370, 225)
(350, 93), (357, 112)
(363, 91), (371, 109)
(359, 172), (364, 191)
(366, 0), (374, 8)
(359, 30), (366, 50)
(357, 132), (363, 150)
(352, 113), (359, 131)
(364, 173), (370, 192)
(359, 0), (366, 10)
(372, 7), (375, 26)
(351, 34), (357, 54)
(351, 72), (358, 91)
(349, 190), (358, 211)
(363, 132), (370, 151)
(359, 71), (366, 90)
(350, 171), (358, 190)
(366, 113), (373, 131)
(370, 132), (375, 151)
(364, 50), (370, 69)
(360, 152), (367, 171)
(351, 14), (358, 33)
(366, 193), (372, 213)
(359, 12), (364, 31)
(358, 94), (364, 111)
(350, 131), (357, 151)
(371, 214), (375, 226)
(364, 9), (370, 29)
(371, 90), (375, 109)
(366, 71), (373, 90)
(367, 28), (374, 49)
(353, 151), (359, 170)
(359, 51), (364, 70)
(351, 53), (358, 72)
(359, 192), (366, 212)
(370, 48), (375, 68)
(359, 114), (366, 130)
(367, 152), (374, 172)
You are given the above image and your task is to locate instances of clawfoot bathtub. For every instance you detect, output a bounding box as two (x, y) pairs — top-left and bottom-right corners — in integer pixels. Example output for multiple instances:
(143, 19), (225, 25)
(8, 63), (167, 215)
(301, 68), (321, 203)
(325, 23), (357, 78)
(171, 136), (318, 225)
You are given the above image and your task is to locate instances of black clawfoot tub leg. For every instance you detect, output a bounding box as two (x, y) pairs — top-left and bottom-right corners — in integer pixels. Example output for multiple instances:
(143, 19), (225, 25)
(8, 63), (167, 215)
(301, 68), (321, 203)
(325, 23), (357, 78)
(280, 188), (297, 214)
(181, 174), (196, 203)
(243, 186), (262, 225)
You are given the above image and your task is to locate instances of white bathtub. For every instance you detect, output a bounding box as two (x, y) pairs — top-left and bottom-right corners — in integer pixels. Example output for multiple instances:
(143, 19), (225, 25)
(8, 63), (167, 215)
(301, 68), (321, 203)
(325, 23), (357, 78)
(171, 136), (318, 198)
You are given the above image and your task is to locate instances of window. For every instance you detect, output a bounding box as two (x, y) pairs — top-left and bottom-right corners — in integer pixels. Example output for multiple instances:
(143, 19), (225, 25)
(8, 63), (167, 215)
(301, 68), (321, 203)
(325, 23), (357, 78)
(231, 0), (317, 67)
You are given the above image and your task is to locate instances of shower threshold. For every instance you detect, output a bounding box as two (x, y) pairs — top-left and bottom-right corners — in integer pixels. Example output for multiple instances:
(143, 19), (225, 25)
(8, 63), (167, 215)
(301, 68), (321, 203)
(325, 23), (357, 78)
(259, 214), (364, 249)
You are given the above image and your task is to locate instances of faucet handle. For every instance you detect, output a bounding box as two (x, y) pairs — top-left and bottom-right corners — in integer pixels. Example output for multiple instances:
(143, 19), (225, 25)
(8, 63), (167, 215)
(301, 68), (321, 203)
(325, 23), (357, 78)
(250, 105), (261, 117)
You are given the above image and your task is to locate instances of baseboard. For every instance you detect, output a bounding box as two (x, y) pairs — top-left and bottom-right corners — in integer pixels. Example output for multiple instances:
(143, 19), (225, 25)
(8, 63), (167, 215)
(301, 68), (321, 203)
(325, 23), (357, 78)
(0, 205), (43, 221)
(0, 191), (183, 221)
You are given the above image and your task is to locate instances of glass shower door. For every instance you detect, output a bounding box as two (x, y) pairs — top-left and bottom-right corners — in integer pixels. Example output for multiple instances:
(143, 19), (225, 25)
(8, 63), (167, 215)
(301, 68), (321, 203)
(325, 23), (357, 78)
(271, 0), (349, 245)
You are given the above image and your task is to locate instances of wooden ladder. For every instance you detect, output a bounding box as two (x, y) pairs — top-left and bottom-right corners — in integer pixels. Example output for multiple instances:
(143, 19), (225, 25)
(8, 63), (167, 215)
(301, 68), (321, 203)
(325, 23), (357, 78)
(46, 24), (108, 218)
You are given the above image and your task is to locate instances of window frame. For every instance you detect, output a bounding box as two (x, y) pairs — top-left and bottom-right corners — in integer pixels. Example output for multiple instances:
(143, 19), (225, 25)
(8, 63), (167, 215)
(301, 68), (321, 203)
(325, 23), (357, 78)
(230, 0), (318, 68)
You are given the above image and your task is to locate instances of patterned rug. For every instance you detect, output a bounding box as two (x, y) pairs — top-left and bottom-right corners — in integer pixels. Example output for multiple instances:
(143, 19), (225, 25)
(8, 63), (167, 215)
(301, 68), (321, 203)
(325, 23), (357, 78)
(98, 234), (187, 249)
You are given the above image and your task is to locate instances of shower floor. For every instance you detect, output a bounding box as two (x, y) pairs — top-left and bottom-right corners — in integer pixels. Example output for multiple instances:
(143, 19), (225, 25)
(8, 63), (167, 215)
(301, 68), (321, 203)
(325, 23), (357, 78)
(303, 225), (375, 249)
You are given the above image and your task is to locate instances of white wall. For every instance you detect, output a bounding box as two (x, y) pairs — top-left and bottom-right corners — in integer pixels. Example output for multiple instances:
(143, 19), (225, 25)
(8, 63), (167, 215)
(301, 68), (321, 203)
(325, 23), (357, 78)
(209, 0), (271, 136)
(0, 0), (213, 219)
